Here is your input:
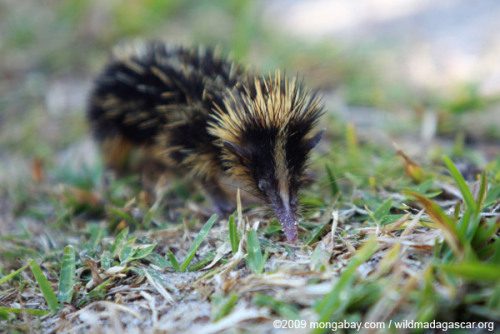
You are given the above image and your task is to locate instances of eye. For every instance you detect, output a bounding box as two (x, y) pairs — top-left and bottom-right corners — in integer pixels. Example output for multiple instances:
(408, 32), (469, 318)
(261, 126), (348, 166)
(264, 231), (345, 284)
(258, 179), (268, 192)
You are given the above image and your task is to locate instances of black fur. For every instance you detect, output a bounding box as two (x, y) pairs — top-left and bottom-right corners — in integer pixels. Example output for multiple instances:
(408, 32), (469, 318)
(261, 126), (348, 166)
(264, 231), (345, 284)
(88, 43), (246, 165)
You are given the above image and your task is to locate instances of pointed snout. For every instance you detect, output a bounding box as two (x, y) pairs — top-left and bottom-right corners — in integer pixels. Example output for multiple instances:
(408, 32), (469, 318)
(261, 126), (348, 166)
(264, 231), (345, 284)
(273, 204), (299, 243)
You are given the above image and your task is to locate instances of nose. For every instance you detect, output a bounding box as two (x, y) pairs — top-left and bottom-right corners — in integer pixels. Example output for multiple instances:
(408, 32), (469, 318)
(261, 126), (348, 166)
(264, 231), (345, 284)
(274, 204), (299, 243)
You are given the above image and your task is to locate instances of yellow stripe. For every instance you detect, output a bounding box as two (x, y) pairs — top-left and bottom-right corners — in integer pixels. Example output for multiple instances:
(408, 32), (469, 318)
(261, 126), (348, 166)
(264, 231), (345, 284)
(274, 135), (290, 209)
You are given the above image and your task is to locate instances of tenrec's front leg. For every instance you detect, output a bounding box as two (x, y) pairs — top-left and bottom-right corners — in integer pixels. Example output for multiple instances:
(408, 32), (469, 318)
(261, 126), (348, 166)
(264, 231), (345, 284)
(201, 178), (235, 216)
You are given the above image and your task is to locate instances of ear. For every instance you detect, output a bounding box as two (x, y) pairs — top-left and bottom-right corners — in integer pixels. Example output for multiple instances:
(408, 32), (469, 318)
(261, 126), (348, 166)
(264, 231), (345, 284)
(223, 140), (250, 163)
(305, 128), (325, 151)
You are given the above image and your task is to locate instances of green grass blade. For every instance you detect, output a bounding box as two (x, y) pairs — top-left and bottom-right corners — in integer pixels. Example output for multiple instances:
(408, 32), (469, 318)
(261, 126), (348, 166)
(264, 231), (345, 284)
(87, 224), (103, 252)
(57, 246), (76, 303)
(459, 207), (472, 237)
(315, 237), (378, 332)
(253, 293), (299, 319)
(107, 206), (140, 228)
(180, 214), (217, 271)
(29, 260), (60, 313)
(442, 156), (477, 213)
(488, 239), (500, 264)
(477, 240), (500, 261)
(101, 251), (113, 270)
(246, 229), (263, 274)
(119, 244), (134, 265)
(476, 172), (487, 211)
(131, 243), (157, 261)
(0, 263), (29, 285)
(484, 184), (500, 208)
(374, 197), (393, 221)
(305, 222), (329, 246)
(437, 263), (500, 281)
(0, 307), (50, 316)
(212, 293), (239, 322)
(487, 282), (500, 310)
(188, 252), (216, 271)
(229, 215), (239, 254)
(146, 253), (170, 269)
(0, 309), (10, 321)
(405, 190), (463, 258)
(166, 250), (180, 271)
(325, 164), (340, 197)
(306, 202), (338, 246)
(87, 278), (113, 302)
(346, 123), (359, 161)
(111, 227), (129, 257)
(259, 249), (269, 273)
(478, 217), (500, 245)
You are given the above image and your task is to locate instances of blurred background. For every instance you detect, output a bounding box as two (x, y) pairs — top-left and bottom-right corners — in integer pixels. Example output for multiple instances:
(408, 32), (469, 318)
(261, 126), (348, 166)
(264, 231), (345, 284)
(1, 0), (499, 189)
